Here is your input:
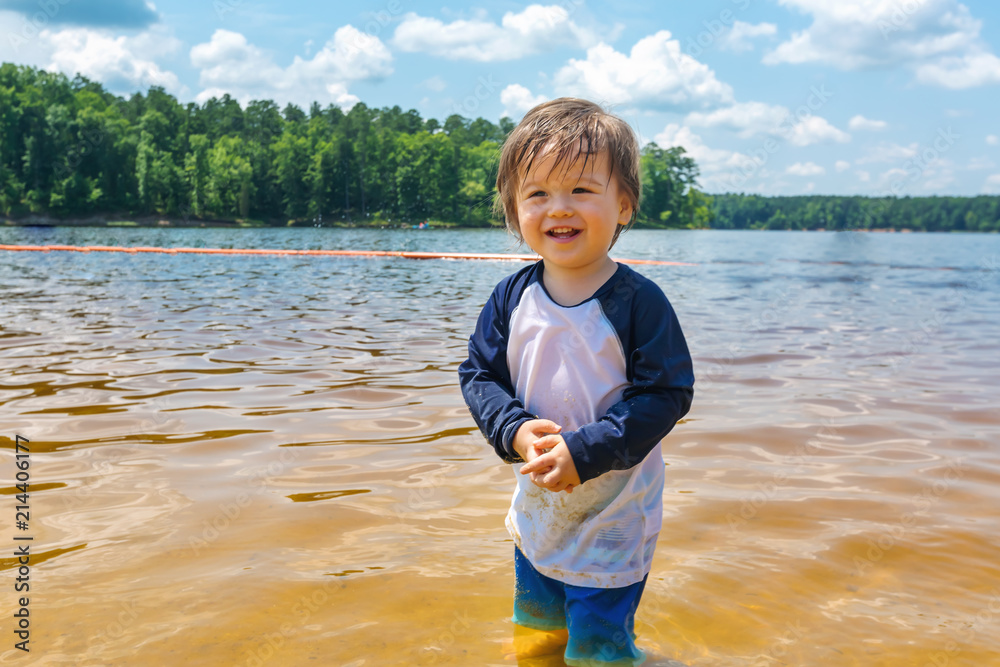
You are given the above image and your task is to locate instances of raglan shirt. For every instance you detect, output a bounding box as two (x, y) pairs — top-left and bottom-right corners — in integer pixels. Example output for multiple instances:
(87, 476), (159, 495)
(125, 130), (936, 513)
(458, 261), (694, 588)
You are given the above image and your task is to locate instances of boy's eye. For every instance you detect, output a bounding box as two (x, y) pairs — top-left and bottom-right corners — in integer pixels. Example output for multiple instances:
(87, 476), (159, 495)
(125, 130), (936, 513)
(528, 190), (546, 198)
(573, 187), (591, 194)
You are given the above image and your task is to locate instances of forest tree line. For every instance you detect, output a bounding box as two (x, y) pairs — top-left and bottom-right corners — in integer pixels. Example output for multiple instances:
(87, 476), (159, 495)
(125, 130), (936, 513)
(0, 64), (707, 228)
(710, 194), (1000, 232)
(1, 63), (997, 232)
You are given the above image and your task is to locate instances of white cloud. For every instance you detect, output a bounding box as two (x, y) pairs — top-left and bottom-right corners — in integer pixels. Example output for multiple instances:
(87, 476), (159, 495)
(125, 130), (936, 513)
(835, 160), (851, 172)
(786, 161), (825, 176)
(719, 21), (777, 53)
(987, 134), (1000, 146)
(39, 26), (181, 94)
(392, 5), (607, 62)
(849, 114), (887, 131)
(0, 11), (52, 67)
(857, 170), (871, 182)
(422, 76), (447, 92)
(500, 84), (548, 119)
(653, 123), (755, 191)
(685, 101), (849, 146)
(553, 31), (734, 110)
(967, 157), (995, 170)
(877, 167), (910, 186)
(983, 174), (1000, 193)
(765, 0), (976, 68)
(874, 159), (956, 193)
(764, 0), (1000, 89)
(684, 101), (787, 138)
(917, 163), (956, 191)
(786, 116), (851, 146)
(914, 50), (1000, 88)
(190, 26), (391, 108)
(857, 141), (919, 164)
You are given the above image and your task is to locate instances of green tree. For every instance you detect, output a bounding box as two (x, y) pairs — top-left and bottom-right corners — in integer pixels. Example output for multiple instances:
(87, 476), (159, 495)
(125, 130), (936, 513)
(639, 143), (703, 228)
(206, 135), (253, 217)
(184, 134), (210, 216)
(272, 132), (310, 220)
(458, 140), (501, 226)
(135, 128), (180, 214)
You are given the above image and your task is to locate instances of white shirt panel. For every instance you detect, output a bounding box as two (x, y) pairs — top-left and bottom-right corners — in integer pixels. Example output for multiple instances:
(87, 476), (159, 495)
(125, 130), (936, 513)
(504, 281), (664, 588)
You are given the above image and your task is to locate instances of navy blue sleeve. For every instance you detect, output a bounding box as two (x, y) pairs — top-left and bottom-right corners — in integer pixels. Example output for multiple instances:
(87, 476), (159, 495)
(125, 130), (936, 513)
(457, 266), (538, 463)
(562, 269), (695, 484)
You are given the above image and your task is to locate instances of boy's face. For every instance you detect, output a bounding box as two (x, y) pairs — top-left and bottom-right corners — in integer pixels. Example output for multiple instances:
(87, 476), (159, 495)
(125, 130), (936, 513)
(515, 148), (633, 277)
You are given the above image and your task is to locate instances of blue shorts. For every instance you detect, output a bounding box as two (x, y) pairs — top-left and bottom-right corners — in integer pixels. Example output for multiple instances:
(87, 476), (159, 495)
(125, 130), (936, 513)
(513, 547), (647, 667)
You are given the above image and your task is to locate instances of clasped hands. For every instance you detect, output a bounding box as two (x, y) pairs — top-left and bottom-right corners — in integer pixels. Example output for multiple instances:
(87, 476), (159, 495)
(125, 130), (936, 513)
(513, 419), (582, 494)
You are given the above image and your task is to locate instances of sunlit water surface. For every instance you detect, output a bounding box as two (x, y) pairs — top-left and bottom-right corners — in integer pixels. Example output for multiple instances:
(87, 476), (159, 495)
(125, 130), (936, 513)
(1, 227), (998, 666)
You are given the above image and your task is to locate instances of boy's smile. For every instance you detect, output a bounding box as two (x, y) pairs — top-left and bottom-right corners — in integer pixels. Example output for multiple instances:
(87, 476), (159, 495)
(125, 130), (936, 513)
(515, 148), (633, 298)
(546, 226), (581, 241)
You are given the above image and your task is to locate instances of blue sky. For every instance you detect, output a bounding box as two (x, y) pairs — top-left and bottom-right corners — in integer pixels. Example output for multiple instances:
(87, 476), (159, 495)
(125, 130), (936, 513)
(2, 0), (999, 196)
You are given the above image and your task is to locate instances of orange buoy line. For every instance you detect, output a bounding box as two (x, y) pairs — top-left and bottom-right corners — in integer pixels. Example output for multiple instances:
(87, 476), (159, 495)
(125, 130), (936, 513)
(0, 244), (697, 266)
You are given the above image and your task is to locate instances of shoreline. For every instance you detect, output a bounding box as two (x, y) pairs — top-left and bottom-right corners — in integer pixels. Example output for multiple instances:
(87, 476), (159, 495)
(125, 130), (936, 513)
(3, 218), (989, 233)
(1, 215), (492, 230)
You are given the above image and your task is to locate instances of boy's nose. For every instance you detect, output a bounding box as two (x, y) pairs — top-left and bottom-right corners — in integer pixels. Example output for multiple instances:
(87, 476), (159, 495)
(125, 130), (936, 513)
(547, 196), (573, 217)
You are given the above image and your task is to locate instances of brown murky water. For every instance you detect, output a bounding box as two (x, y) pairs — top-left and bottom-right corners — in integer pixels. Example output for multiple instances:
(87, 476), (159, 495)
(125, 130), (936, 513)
(1, 228), (999, 666)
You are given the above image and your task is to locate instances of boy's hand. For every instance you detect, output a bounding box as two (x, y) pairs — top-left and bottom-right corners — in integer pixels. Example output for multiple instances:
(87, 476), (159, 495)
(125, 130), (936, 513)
(519, 435), (581, 494)
(512, 419), (562, 464)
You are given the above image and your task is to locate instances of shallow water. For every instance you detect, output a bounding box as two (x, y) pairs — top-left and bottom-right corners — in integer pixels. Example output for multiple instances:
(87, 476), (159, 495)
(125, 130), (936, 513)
(1, 227), (999, 666)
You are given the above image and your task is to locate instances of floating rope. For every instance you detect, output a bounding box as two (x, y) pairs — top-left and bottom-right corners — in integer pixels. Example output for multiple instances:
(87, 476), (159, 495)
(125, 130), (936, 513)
(0, 244), (696, 266)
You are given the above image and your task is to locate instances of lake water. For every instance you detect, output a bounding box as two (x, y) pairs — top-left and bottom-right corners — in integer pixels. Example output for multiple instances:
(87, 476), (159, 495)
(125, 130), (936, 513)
(1, 226), (998, 666)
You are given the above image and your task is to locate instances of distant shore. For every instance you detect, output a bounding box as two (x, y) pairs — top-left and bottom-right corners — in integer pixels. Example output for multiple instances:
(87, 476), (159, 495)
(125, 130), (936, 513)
(1, 215), (471, 230)
(0, 216), (964, 234)
(1, 216), (969, 233)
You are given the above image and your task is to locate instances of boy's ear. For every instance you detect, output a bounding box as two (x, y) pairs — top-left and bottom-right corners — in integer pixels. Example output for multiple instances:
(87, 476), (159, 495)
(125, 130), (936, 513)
(617, 195), (633, 225)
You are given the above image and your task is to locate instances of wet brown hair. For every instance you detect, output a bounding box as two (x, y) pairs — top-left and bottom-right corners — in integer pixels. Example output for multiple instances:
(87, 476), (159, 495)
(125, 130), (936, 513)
(494, 97), (641, 248)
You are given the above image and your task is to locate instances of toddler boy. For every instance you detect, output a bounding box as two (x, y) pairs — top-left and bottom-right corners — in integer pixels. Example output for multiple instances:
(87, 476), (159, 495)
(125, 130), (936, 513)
(458, 98), (694, 666)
